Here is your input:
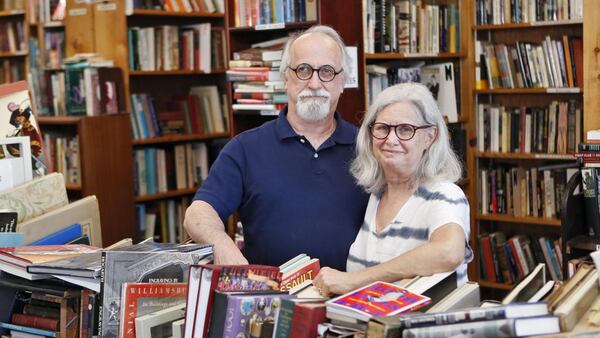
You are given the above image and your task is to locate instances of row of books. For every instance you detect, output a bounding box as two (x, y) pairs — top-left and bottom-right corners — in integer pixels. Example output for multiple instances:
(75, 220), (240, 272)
(0, 0), (24, 11)
(231, 0), (317, 28)
(364, 0), (459, 54)
(475, 0), (583, 25)
(135, 197), (192, 244)
(129, 87), (228, 140)
(128, 24), (226, 72)
(476, 100), (582, 155)
(126, 0), (225, 14)
(26, 0), (65, 24)
(0, 59), (24, 85)
(478, 164), (577, 218)
(133, 142), (208, 196)
(477, 35), (583, 90)
(0, 20), (25, 53)
(478, 231), (564, 285)
(42, 133), (80, 185)
(366, 61), (459, 123)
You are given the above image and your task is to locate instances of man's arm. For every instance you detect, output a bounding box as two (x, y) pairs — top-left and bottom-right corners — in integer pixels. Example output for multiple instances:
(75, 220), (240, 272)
(184, 200), (248, 265)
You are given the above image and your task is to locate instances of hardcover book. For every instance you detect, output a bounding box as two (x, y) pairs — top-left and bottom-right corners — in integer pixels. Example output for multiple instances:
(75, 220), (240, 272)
(207, 291), (294, 338)
(0, 172), (68, 224)
(134, 303), (186, 338)
(0, 81), (46, 178)
(184, 264), (281, 338)
(279, 254), (320, 294)
(16, 195), (103, 247)
(99, 243), (213, 338)
(119, 282), (187, 338)
(326, 281), (431, 322)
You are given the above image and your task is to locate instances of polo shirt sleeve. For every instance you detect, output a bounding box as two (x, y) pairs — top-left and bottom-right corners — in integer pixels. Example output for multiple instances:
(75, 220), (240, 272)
(193, 137), (246, 222)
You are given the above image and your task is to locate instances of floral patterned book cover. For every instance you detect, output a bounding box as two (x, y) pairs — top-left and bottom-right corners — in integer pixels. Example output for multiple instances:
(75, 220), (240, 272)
(326, 281), (431, 321)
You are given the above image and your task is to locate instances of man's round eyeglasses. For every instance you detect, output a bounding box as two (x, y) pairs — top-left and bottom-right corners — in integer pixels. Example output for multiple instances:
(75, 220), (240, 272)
(369, 122), (434, 141)
(288, 63), (343, 82)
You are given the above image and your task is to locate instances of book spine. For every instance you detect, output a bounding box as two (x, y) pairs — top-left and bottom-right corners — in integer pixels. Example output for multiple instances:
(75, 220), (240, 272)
(289, 304), (326, 338)
(273, 298), (295, 338)
(11, 313), (59, 331)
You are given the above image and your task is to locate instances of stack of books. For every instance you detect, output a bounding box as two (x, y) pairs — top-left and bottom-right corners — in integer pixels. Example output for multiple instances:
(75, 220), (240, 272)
(228, 37), (288, 116)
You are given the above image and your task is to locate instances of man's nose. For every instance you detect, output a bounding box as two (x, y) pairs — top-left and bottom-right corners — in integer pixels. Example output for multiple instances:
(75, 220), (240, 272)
(307, 71), (323, 90)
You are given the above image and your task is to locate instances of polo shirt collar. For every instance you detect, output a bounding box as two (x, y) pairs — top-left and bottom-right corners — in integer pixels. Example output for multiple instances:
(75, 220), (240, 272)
(275, 106), (355, 145)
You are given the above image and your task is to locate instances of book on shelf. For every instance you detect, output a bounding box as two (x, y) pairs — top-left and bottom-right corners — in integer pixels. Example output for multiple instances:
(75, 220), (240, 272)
(184, 263), (281, 338)
(419, 62), (458, 123)
(366, 301), (549, 337)
(326, 281), (431, 323)
(0, 81), (46, 178)
(0, 172), (68, 225)
(16, 195), (103, 247)
(134, 303), (186, 338)
(99, 243), (214, 338)
(207, 290), (294, 338)
(119, 282), (188, 338)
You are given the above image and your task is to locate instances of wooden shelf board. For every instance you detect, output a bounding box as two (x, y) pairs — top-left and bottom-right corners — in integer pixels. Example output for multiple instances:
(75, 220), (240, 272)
(476, 151), (577, 161)
(132, 132), (230, 145)
(44, 21), (65, 28)
(130, 9), (224, 18)
(228, 21), (317, 32)
(65, 183), (82, 191)
(478, 213), (562, 226)
(129, 69), (226, 76)
(365, 52), (466, 60)
(135, 188), (198, 202)
(475, 88), (581, 94)
(37, 116), (83, 125)
(478, 280), (514, 290)
(567, 235), (600, 252)
(473, 20), (582, 30)
(0, 51), (28, 58)
(0, 10), (25, 17)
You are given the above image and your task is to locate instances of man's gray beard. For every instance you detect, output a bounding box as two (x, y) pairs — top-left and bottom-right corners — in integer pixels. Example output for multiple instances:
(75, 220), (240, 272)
(296, 98), (330, 121)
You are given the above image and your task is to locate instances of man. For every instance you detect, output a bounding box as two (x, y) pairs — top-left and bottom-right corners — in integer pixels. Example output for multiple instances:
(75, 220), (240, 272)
(184, 25), (369, 271)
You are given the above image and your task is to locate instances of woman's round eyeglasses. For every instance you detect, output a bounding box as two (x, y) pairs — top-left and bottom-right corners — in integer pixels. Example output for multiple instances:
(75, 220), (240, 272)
(369, 122), (434, 141)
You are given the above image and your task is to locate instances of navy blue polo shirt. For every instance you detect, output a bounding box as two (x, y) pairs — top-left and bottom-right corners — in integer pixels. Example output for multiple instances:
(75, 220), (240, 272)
(194, 108), (369, 271)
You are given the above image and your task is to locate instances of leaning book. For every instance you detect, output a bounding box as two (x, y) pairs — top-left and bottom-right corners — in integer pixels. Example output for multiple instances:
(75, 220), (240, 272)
(98, 243), (213, 338)
(326, 281), (431, 322)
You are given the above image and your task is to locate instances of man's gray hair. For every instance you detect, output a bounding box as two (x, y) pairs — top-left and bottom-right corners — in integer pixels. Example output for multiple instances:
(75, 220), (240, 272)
(279, 25), (350, 82)
(350, 83), (463, 194)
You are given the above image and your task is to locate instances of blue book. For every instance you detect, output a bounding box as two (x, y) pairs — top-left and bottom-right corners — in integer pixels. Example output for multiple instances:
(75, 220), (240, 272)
(0, 322), (57, 337)
(0, 233), (24, 248)
(29, 223), (82, 246)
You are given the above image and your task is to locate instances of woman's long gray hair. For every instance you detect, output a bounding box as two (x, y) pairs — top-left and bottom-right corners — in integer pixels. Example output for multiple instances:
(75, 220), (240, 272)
(350, 83), (463, 194)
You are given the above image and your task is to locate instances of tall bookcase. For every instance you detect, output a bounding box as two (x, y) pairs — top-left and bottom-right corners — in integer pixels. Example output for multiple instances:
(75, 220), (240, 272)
(466, 0), (600, 298)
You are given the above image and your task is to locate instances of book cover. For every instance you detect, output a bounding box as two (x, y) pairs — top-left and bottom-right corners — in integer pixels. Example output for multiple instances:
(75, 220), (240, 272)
(98, 244), (213, 338)
(0, 244), (99, 268)
(0, 81), (46, 178)
(28, 223), (82, 246)
(0, 210), (17, 232)
(326, 281), (431, 322)
(185, 263), (281, 338)
(0, 172), (68, 224)
(208, 291), (294, 338)
(279, 257), (320, 294)
(0, 137), (32, 192)
(134, 303), (186, 338)
(419, 62), (458, 123)
(289, 302), (326, 338)
(119, 282), (187, 338)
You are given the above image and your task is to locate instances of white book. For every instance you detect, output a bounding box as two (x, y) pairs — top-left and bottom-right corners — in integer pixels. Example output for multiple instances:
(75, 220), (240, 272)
(419, 62), (458, 122)
(135, 303), (186, 338)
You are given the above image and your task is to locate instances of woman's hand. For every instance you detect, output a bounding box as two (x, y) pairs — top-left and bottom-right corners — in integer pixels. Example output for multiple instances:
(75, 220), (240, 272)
(313, 267), (360, 296)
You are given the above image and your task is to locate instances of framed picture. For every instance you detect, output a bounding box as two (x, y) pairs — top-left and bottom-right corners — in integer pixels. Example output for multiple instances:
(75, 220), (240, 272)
(134, 303), (185, 338)
(0, 136), (32, 192)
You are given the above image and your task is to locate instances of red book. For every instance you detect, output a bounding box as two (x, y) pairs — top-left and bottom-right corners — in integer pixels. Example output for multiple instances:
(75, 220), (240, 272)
(280, 258), (320, 294)
(326, 281), (431, 322)
(571, 38), (583, 88)
(184, 264), (281, 338)
(11, 313), (59, 331)
(289, 302), (326, 338)
(119, 282), (187, 338)
(480, 234), (497, 282)
(0, 244), (98, 268)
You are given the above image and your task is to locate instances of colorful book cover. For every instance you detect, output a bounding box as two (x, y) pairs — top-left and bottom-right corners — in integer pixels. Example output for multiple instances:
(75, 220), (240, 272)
(327, 281), (431, 321)
(0, 244), (98, 268)
(0, 81), (46, 178)
(119, 282), (187, 338)
(279, 258), (320, 294)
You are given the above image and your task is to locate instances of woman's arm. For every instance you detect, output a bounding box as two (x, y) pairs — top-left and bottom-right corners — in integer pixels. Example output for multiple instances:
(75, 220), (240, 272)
(314, 223), (467, 295)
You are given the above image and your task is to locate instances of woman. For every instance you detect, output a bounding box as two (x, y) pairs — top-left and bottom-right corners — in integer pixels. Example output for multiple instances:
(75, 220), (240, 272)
(313, 83), (472, 295)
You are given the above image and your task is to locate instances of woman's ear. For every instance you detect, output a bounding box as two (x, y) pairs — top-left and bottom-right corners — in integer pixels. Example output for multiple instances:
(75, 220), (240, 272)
(426, 126), (438, 148)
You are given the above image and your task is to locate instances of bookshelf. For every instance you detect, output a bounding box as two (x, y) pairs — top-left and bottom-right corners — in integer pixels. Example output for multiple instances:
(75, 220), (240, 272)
(0, 3), (28, 84)
(466, 0), (600, 298)
(37, 114), (134, 248)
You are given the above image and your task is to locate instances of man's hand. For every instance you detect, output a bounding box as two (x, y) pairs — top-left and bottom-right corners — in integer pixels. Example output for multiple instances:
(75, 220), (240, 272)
(213, 241), (249, 265)
(313, 267), (360, 296)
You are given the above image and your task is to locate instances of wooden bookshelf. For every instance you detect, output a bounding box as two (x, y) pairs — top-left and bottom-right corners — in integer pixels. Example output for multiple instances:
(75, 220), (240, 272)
(466, 0), (600, 294)
(129, 69), (227, 76)
(135, 188), (199, 202)
(130, 9), (225, 18)
(37, 114), (135, 246)
(365, 52), (467, 60)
